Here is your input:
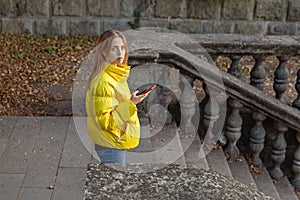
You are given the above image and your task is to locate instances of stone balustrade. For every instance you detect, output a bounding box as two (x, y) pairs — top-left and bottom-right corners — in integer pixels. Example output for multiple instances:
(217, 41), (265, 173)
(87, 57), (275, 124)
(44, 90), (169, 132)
(125, 31), (300, 191)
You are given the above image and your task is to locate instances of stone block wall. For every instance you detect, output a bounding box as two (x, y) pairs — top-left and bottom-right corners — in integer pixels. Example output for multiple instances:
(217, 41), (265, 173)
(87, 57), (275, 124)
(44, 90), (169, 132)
(0, 0), (299, 36)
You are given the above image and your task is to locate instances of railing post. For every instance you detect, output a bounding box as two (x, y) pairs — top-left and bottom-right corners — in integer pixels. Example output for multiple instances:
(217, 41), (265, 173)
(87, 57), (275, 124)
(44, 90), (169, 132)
(249, 55), (267, 169)
(292, 69), (300, 109)
(273, 56), (289, 101)
(179, 75), (196, 135)
(292, 69), (300, 190)
(203, 84), (220, 149)
(292, 132), (300, 191)
(224, 55), (242, 160)
(269, 55), (289, 180)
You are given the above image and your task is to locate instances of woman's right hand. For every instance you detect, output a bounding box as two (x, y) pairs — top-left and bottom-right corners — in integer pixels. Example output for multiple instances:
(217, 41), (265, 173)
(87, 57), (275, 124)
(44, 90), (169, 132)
(130, 91), (149, 105)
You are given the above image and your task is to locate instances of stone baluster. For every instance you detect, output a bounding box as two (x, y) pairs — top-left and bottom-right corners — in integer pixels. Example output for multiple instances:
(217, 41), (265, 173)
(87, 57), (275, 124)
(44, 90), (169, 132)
(270, 123), (288, 180)
(269, 55), (289, 180)
(292, 132), (300, 191)
(292, 69), (300, 190)
(227, 55), (241, 78)
(292, 69), (300, 109)
(179, 75), (196, 135)
(249, 55), (267, 168)
(273, 56), (289, 101)
(224, 55), (243, 160)
(203, 84), (220, 151)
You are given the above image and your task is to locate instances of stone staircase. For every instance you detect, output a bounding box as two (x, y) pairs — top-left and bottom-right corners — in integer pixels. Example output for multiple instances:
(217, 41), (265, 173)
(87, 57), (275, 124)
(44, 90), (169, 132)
(127, 122), (299, 200)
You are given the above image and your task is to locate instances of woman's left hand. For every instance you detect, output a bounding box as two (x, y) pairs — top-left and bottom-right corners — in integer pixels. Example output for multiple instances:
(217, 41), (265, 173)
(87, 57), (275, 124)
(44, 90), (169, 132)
(130, 91), (149, 105)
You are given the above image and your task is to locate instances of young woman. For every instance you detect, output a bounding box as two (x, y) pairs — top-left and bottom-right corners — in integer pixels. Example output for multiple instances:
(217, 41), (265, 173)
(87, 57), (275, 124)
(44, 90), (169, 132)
(86, 30), (149, 164)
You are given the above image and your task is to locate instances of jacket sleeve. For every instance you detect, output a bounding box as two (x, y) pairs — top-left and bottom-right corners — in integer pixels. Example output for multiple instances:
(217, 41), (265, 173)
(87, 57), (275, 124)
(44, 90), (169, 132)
(93, 81), (137, 137)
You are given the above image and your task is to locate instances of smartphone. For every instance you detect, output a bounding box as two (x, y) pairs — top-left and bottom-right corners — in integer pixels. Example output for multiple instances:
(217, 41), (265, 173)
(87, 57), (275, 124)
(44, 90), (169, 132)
(137, 84), (157, 95)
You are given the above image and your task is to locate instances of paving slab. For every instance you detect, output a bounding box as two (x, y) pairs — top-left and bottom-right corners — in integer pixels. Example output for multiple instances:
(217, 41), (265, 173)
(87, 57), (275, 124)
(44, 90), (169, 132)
(0, 117), (44, 173)
(0, 174), (24, 200)
(60, 119), (94, 168)
(51, 167), (86, 200)
(73, 117), (97, 159)
(18, 187), (52, 200)
(0, 116), (18, 139)
(0, 139), (9, 158)
(22, 117), (70, 188)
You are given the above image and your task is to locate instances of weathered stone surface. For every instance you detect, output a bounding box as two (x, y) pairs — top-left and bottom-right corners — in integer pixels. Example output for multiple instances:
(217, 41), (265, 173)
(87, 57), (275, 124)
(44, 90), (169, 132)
(155, 0), (186, 18)
(287, 0), (300, 21)
(0, 116), (18, 139)
(22, 117), (69, 187)
(52, 0), (84, 16)
(51, 168), (86, 200)
(0, 174), (24, 200)
(84, 164), (273, 199)
(0, 117), (43, 173)
(69, 20), (100, 36)
(28, 0), (50, 16)
(60, 120), (93, 168)
(0, 0), (11, 16)
(2, 18), (33, 34)
(11, 0), (49, 16)
(234, 21), (266, 35)
(254, 0), (287, 21)
(120, 0), (135, 17)
(297, 23), (300, 36)
(140, 19), (169, 28)
(102, 19), (131, 32)
(268, 22), (296, 35)
(171, 19), (201, 33)
(18, 188), (52, 200)
(189, 34), (300, 55)
(222, 0), (254, 20)
(0, 139), (8, 158)
(203, 20), (233, 34)
(87, 0), (117, 17)
(187, 0), (221, 19)
(35, 19), (67, 35)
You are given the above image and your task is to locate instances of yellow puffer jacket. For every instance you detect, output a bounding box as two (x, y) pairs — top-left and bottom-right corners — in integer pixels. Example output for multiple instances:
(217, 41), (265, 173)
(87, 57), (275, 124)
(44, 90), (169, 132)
(86, 63), (140, 149)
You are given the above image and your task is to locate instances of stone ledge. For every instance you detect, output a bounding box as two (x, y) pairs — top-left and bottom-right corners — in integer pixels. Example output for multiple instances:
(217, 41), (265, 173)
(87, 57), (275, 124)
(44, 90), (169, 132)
(84, 163), (273, 199)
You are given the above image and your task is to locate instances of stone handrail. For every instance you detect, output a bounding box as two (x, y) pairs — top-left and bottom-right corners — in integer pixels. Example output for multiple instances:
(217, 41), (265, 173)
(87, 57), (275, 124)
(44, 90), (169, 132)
(129, 49), (300, 132)
(186, 34), (300, 56)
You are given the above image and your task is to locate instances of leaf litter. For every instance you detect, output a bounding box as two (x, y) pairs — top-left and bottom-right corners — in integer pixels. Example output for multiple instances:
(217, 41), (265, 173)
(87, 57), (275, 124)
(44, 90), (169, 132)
(0, 33), (299, 116)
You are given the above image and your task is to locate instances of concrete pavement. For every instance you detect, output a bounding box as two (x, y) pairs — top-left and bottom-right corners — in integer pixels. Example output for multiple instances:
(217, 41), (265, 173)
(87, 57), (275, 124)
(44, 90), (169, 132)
(0, 116), (95, 200)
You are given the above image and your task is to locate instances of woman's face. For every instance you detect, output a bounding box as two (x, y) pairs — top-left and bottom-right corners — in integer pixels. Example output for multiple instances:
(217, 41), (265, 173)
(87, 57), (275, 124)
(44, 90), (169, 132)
(105, 37), (126, 65)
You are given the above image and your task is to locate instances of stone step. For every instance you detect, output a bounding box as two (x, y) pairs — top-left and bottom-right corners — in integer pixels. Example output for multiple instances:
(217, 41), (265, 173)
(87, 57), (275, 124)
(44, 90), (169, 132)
(127, 123), (186, 167)
(181, 134), (209, 170)
(251, 167), (281, 200)
(227, 156), (258, 190)
(206, 147), (232, 178)
(130, 124), (299, 200)
(274, 176), (299, 200)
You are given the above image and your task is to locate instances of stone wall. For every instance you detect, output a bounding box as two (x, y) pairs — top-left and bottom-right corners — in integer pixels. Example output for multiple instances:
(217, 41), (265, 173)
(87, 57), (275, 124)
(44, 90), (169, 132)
(0, 0), (299, 36)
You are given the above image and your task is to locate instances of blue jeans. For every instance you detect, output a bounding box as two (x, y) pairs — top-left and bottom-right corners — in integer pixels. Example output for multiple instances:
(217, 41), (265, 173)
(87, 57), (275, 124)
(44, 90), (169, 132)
(96, 148), (126, 164)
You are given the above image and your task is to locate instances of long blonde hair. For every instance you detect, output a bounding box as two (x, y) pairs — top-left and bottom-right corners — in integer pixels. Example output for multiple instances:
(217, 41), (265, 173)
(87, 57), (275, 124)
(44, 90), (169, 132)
(88, 30), (129, 87)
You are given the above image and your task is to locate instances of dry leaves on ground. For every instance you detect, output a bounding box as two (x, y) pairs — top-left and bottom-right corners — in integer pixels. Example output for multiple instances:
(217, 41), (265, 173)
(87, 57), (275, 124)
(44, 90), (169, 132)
(0, 33), (299, 116)
(0, 33), (97, 116)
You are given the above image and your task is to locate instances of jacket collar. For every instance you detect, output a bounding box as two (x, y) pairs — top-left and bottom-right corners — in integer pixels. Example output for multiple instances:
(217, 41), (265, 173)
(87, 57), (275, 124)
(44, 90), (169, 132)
(104, 63), (130, 83)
